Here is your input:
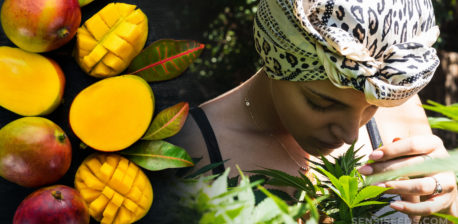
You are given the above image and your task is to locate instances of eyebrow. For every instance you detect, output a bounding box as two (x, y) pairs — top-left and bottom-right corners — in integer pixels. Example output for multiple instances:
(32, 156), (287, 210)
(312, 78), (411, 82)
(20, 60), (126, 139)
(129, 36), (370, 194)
(302, 86), (348, 107)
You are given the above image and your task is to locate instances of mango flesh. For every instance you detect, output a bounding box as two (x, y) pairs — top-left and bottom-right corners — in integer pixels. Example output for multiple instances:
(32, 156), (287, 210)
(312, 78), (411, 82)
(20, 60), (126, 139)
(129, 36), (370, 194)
(0, 0), (81, 52)
(75, 3), (148, 78)
(75, 153), (153, 224)
(69, 75), (154, 152)
(0, 117), (72, 187)
(13, 185), (89, 224)
(0, 46), (65, 116)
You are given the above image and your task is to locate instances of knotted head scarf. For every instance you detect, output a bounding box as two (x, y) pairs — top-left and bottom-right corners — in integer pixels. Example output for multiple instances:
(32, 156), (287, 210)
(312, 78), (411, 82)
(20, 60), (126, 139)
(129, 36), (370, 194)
(254, 0), (440, 107)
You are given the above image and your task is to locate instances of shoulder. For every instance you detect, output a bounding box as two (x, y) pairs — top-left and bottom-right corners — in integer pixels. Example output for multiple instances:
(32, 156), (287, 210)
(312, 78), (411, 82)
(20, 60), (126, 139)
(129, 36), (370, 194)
(374, 94), (432, 143)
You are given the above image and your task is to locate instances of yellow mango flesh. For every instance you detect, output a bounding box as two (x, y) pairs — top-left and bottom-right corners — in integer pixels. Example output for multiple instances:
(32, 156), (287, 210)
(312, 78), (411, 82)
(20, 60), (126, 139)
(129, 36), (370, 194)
(0, 46), (65, 116)
(75, 153), (153, 224)
(75, 3), (148, 78)
(69, 75), (154, 152)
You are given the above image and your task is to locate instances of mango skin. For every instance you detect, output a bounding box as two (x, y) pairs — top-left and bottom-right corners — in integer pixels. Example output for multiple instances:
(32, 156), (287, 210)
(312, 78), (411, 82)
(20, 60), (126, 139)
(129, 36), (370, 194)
(0, 0), (81, 52)
(0, 46), (66, 116)
(0, 117), (72, 187)
(13, 185), (90, 224)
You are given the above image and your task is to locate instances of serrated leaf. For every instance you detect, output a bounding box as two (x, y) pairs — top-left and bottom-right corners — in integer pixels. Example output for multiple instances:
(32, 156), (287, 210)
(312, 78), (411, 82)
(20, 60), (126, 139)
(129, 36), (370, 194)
(257, 186), (290, 214)
(338, 176), (358, 206)
(352, 186), (389, 207)
(128, 39), (205, 82)
(248, 169), (313, 193)
(142, 102), (189, 140)
(120, 140), (194, 171)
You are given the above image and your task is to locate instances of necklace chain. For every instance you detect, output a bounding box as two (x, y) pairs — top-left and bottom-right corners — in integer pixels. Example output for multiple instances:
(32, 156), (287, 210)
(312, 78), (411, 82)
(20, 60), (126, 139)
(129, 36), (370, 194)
(244, 91), (308, 172)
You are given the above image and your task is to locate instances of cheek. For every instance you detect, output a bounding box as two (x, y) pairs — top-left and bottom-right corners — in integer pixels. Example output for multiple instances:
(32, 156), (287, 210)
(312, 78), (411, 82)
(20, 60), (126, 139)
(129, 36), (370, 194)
(271, 85), (327, 142)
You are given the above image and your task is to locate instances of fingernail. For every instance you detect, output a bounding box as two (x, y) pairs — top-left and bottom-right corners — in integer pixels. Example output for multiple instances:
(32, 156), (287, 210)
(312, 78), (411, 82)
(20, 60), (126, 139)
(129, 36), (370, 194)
(392, 137), (401, 142)
(369, 150), (383, 160)
(358, 165), (373, 175)
(375, 183), (386, 188)
(390, 201), (404, 210)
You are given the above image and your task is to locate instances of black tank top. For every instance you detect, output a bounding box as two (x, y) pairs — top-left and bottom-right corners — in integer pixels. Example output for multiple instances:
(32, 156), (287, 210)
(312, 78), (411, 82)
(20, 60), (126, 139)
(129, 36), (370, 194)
(190, 107), (383, 175)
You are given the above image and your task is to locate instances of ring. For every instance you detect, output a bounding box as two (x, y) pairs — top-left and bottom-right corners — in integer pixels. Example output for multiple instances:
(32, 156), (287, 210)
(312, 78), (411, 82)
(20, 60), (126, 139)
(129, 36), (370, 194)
(421, 154), (433, 161)
(431, 176), (443, 195)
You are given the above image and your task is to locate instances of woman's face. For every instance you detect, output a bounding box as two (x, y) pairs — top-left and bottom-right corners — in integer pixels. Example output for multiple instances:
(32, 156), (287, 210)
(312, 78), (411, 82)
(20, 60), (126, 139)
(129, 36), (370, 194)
(270, 79), (378, 156)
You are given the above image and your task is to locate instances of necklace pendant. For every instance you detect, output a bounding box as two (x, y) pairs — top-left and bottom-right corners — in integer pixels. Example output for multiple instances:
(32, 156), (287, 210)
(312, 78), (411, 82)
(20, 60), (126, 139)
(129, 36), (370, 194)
(244, 98), (251, 107)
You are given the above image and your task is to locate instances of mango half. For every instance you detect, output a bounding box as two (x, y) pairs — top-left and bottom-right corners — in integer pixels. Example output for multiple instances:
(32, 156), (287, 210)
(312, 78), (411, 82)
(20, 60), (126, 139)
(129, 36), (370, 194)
(75, 3), (148, 78)
(69, 75), (154, 152)
(0, 46), (65, 116)
(75, 153), (153, 224)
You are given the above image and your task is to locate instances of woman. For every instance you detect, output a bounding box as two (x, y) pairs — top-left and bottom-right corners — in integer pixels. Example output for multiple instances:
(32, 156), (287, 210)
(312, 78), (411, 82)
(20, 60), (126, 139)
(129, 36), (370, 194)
(169, 0), (458, 221)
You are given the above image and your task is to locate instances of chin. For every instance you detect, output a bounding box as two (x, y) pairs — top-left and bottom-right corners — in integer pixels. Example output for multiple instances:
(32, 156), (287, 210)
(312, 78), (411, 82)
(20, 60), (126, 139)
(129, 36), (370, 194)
(299, 140), (342, 157)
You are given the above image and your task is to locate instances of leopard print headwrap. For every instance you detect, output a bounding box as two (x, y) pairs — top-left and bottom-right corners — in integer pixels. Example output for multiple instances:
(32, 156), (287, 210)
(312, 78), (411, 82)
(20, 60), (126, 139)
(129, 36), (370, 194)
(254, 0), (440, 107)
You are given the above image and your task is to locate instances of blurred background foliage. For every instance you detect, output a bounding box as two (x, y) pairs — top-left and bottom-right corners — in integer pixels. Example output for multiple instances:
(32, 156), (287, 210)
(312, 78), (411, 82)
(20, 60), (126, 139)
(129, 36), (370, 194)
(187, 0), (260, 93)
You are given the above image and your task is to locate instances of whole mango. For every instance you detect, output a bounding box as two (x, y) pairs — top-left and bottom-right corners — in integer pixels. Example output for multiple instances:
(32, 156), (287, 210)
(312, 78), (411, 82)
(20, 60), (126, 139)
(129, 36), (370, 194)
(14, 185), (90, 224)
(75, 153), (153, 224)
(75, 2), (148, 78)
(0, 46), (65, 116)
(0, 117), (72, 187)
(0, 0), (81, 52)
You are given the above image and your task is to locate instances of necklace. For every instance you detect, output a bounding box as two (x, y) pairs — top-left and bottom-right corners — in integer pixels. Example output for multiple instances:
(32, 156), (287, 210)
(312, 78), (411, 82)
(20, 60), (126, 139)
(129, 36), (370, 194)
(243, 85), (308, 172)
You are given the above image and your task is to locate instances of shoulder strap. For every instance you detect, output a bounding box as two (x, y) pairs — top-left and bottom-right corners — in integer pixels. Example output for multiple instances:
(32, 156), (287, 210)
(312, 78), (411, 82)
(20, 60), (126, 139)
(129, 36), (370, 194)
(366, 117), (383, 150)
(189, 107), (225, 175)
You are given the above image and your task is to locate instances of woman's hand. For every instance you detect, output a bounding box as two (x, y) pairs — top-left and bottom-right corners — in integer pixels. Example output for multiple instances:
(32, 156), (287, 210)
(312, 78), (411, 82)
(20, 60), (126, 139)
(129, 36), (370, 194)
(357, 135), (458, 221)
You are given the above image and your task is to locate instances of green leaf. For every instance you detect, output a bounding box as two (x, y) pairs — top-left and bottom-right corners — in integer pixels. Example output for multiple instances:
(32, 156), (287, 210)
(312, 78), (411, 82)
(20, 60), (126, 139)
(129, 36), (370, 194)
(352, 186), (389, 207)
(433, 212), (458, 222)
(128, 39), (205, 82)
(257, 186), (290, 214)
(317, 167), (343, 193)
(142, 102), (189, 140)
(423, 100), (458, 121)
(248, 169), (314, 193)
(78, 0), (95, 7)
(120, 140), (194, 171)
(428, 117), (458, 132)
(366, 150), (458, 185)
(338, 176), (359, 206)
(353, 200), (388, 208)
(184, 159), (228, 179)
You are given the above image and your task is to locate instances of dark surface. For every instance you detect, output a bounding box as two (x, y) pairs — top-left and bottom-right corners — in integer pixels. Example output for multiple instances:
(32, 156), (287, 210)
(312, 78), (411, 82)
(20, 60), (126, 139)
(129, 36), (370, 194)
(0, 0), (221, 223)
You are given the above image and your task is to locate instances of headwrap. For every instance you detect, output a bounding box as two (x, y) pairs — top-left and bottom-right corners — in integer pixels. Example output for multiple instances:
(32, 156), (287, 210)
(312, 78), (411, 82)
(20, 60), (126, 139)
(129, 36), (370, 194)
(254, 0), (440, 107)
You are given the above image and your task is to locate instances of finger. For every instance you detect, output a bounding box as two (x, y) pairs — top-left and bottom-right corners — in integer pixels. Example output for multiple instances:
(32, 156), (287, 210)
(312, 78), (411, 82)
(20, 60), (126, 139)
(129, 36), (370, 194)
(368, 135), (444, 162)
(390, 194), (453, 216)
(400, 196), (421, 224)
(381, 173), (455, 195)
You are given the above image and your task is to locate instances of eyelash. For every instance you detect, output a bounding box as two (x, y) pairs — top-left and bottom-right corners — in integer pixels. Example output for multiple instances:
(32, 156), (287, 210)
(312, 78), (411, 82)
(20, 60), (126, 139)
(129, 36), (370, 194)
(306, 99), (330, 112)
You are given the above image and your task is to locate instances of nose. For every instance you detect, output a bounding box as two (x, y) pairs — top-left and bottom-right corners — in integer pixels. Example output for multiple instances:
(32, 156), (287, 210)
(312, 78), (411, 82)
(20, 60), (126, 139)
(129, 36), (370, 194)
(330, 113), (361, 145)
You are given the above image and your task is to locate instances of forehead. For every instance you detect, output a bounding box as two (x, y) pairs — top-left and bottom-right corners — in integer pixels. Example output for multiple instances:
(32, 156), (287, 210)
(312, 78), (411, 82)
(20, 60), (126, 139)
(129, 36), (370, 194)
(298, 79), (370, 106)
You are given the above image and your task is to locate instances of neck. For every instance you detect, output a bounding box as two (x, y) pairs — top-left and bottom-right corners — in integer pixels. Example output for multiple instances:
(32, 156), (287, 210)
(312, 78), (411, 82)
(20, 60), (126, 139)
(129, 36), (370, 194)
(244, 69), (287, 136)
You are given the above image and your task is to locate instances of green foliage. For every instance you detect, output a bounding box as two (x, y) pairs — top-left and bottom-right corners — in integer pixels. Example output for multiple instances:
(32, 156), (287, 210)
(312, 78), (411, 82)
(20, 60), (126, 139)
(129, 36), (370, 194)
(174, 166), (320, 223)
(251, 144), (392, 223)
(423, 100), (458, 133)
(189, 0), (262, 88)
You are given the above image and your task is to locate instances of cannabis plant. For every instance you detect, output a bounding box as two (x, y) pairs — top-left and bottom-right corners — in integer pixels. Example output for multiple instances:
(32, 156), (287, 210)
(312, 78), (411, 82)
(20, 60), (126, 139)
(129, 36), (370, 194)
(250, 144), (393, 223)
(172, 166), (321, 224)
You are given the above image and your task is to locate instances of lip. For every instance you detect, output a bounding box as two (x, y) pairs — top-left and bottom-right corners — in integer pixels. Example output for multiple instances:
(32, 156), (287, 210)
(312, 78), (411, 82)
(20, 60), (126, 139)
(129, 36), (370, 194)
(314, 139), (344, 150)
